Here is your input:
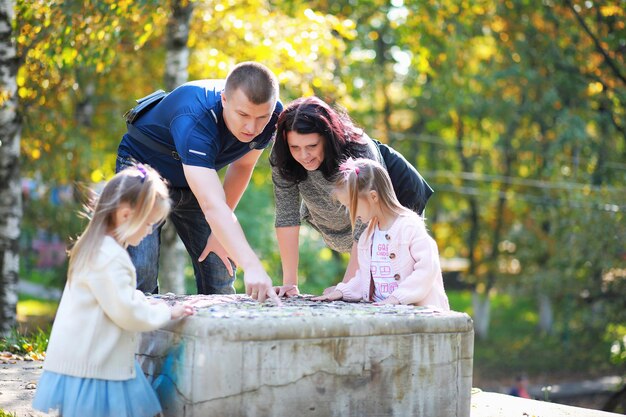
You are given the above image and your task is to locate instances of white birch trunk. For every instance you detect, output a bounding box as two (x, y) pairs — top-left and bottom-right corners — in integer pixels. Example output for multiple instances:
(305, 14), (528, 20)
(158, 222), (186, 294)
(538, 293), (553, 334)
(471, 291), (491, 340)
(0, 0), (22, 334)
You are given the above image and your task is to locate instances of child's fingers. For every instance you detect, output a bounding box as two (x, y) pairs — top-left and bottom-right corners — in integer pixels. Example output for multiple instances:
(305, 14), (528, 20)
(326, 290), (343, 301)
(322, 285), (336, 295)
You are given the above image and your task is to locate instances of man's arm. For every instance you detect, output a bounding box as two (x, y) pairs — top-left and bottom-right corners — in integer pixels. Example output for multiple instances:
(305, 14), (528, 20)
(183, 164), (278, 302)
(198, 149), (261, 272)
(223, 149), (262, 209)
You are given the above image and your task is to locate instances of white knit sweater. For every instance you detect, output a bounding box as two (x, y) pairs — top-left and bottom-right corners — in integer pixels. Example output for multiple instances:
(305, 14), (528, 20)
(43, 236), (172, 381)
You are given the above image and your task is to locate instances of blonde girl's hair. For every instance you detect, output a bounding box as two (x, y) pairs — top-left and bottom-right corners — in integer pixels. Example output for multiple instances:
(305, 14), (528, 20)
(335, 158), (413, 230)
(68, 164), (170, 281)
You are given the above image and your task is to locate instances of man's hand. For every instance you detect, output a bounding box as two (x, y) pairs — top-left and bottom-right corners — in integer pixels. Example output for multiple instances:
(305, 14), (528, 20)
(274, 285), (300, 298)
(198, 234), (236, 276)
(245, 266), (282, 305)
(312, 289), (343, 302)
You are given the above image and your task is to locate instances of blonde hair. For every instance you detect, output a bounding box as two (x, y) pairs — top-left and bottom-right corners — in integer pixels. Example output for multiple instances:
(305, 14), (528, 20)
(68, 164), (170, 281)
(335, 158), (413, 230)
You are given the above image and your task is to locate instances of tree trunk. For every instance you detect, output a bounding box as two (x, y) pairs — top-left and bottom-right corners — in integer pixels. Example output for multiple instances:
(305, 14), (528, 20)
(75, 77), (96, 128)
(0, 0), (22, 334)
(537, 293), (553, 334)
(472, 291), (491, 340)
(158, 222), (186, 294)
(158, 0), (193, 294)
(164, 0), (192, 90)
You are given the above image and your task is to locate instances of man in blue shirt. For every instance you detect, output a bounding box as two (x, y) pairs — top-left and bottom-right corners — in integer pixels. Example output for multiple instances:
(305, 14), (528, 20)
(117, 62), (282, 303)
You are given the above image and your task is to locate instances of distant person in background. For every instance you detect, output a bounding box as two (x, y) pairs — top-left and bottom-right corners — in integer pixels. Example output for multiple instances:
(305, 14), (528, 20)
(117, 61), (282, 303)
(311, 158), (448, 309)
(270, 96), (433, 297)
(509, 374), (531, 399)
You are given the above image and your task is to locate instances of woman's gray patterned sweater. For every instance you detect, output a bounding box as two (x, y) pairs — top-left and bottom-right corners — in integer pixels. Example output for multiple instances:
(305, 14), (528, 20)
(271, 140), (380, 253)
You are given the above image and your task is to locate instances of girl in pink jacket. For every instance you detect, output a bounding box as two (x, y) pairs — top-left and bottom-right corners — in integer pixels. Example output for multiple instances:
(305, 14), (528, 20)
(313, 158), (449, 309)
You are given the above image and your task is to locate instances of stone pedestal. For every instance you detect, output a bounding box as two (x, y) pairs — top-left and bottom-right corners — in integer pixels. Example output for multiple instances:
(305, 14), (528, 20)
(138, 295), (474, 417)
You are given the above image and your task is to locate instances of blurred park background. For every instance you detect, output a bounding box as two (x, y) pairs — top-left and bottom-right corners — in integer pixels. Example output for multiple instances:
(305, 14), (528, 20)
(0, 0), (624, 412)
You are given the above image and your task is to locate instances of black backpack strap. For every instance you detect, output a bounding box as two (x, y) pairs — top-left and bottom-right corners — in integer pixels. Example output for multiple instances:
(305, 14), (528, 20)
(123, 89), (167, 123)
(123, 89), (180, 160)
(372, 139), (433, 215)
(126, 123), (180, 161)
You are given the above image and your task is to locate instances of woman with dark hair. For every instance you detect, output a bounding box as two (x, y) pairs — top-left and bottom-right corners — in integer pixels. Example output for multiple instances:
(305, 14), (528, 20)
(270, 96), (432, 297)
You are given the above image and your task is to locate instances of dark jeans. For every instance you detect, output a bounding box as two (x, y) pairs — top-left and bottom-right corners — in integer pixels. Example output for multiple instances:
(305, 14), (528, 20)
(116, 156), (236, 294)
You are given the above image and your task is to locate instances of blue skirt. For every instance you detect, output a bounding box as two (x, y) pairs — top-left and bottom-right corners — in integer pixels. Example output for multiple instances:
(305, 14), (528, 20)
(32, 361), (162, 417)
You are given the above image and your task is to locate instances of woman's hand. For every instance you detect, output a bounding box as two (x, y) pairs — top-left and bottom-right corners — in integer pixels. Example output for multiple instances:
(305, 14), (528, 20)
(274, 285), (300, 298)
(312, 289), (343, 301)
(170, 303), (195, 319)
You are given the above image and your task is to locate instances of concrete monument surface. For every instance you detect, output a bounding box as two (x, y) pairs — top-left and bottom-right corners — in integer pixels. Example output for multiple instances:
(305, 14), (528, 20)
(138, 295), (474, 417)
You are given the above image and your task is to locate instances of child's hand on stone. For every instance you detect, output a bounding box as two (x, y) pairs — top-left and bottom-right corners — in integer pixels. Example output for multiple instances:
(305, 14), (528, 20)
(322, 285), (336, 295)
(311, 289), (343, 302)
(170, 303), (195, 319)
(374, 296), (400, 306)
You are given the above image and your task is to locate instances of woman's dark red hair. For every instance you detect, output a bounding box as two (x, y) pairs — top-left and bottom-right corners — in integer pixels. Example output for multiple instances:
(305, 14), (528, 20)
(270, 96), (372, 182)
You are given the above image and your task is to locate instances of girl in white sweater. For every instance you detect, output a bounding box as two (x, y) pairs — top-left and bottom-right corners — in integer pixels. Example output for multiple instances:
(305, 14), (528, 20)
(33, 164), (194, 417)
(313, 158), (449, 309)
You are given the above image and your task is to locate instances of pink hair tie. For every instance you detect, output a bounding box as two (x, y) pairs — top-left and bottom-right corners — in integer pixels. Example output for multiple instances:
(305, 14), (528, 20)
(339, 158), (359, 176)
(137, 164), (147, 183)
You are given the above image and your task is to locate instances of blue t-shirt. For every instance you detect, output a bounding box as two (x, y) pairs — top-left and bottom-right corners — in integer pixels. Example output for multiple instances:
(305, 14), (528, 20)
(118, 80), (283, 187)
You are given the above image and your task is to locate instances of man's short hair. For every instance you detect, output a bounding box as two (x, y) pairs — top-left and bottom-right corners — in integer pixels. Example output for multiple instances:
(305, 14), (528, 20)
(224, 62), (278, 105)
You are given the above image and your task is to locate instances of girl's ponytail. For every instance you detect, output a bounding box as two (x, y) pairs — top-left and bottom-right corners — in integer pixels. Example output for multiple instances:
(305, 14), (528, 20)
(335, 158), (413, 230)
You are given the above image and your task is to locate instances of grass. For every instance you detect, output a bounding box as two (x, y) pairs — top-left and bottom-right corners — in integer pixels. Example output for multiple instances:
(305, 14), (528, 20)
(0, 411), (18, 417)
(0, 294), (56, 359)
(0, 326), (48, 358)
(448, 290), (621, 384)
(17, 295), (59, 318)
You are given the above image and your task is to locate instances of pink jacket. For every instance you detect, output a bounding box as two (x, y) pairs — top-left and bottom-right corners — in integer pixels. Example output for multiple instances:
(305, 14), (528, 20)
(336, 213), (450, 310)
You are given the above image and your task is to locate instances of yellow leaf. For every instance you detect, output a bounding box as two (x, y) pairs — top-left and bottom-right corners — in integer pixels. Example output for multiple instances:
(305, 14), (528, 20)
(18, 87), (30, 99)
(600, 5), (623, 16)
(587, 81), (603, 95)
(319, 247), (333, 261)
(91, 169), (104, 183)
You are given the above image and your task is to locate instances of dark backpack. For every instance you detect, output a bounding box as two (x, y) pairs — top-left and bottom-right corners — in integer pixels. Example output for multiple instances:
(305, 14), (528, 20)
(123, 89), (168, 124)
(373, 139), (434, 215)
